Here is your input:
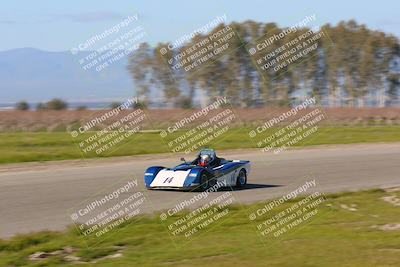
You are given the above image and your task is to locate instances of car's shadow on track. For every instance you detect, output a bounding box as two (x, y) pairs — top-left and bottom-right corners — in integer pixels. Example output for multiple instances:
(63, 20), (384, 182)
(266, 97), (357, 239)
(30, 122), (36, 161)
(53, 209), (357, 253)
(218, 183), (282, 191)
(148, 184), (281, 193)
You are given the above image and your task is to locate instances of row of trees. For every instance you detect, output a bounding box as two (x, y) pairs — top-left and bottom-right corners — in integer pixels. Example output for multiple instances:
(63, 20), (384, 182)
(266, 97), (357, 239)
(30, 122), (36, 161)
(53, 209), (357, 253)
(16, 99), (69, 111)
(14, 100), (144, 110)
(128, 20), (400, 108)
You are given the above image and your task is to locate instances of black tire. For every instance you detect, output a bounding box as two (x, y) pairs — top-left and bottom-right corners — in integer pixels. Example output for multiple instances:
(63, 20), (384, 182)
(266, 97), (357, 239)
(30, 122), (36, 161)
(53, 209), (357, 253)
(236, 169), (247, 188)
(198, 173), (209, 191)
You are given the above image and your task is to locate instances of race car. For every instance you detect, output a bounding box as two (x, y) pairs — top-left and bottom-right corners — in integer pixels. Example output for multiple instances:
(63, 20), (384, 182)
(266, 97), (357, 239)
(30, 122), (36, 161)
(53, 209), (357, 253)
(144, 149), (250, 191)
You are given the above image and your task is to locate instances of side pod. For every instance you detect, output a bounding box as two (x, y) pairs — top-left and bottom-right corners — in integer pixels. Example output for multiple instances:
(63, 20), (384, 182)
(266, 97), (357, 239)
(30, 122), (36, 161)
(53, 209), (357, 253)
(144, 166), (165, 188)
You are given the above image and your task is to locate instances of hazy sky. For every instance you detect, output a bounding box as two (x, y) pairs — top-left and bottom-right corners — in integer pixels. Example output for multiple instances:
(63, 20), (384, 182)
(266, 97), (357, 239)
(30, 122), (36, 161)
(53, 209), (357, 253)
(1, 0), (399, 51)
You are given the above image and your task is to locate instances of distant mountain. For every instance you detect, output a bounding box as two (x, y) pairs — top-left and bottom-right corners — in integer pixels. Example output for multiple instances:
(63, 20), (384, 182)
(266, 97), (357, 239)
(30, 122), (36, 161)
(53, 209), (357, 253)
(0, 48), (134, 102)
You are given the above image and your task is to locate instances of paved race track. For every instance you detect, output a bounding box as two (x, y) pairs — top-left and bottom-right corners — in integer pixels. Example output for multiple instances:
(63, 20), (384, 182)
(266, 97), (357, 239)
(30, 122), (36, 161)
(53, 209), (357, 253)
(0, 143), (399, 238)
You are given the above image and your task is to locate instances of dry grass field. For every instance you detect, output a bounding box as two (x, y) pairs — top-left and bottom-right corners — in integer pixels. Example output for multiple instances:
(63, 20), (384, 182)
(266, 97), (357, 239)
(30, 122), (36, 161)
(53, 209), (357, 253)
(0, 108), (399, 132)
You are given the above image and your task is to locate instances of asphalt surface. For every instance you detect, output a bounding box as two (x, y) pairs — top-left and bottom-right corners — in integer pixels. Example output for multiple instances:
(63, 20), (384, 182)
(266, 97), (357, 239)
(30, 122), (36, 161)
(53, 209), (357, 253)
(0, 143), (399, 238)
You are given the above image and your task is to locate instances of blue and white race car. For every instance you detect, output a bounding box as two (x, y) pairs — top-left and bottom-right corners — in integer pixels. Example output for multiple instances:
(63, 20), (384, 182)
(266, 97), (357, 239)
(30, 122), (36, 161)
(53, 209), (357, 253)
(144, 149), (250, 191)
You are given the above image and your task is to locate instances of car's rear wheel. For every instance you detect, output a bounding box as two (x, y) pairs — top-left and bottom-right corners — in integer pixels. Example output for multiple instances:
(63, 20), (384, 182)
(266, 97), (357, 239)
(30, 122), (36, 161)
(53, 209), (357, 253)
(236, 169), (247, 188)
(199, 173), (209, 191)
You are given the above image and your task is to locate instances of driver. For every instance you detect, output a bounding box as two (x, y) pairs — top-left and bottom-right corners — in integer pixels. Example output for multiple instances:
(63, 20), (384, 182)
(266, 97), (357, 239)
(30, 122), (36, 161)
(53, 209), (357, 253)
(199, 154), (211, 167)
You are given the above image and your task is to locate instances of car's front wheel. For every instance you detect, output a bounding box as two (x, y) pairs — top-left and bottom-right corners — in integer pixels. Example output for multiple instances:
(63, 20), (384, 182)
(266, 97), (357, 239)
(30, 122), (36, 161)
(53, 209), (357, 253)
(236, 169), (247, 188)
